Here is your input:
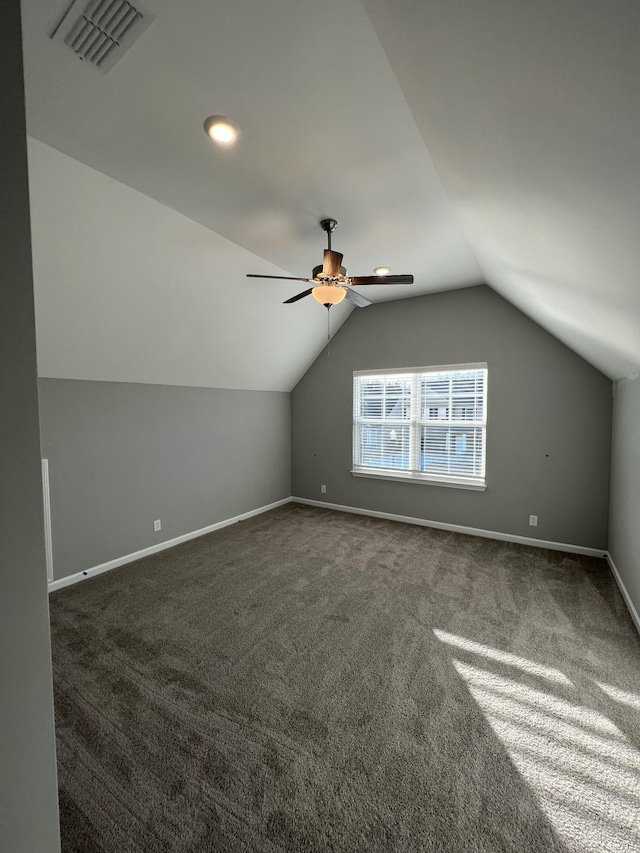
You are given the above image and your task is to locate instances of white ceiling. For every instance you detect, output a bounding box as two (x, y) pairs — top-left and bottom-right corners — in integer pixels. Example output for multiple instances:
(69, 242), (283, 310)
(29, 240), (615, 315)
(21, 0), (640, 388)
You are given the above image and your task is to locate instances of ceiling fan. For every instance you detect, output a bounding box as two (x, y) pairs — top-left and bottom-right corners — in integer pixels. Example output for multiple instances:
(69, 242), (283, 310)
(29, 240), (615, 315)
(247, 219), (414, 308)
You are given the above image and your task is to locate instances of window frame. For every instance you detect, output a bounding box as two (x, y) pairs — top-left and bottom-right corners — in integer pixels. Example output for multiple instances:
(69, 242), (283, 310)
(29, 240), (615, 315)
(352, 362), (488, 491)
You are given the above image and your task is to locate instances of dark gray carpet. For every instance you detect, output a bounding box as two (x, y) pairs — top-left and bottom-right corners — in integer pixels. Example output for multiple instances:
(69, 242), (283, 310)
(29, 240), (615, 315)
(50, 503), (640, 852)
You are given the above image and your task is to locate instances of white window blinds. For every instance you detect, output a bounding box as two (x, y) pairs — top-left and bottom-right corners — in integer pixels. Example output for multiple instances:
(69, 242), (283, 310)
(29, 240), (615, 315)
(353, 364), (487, 489)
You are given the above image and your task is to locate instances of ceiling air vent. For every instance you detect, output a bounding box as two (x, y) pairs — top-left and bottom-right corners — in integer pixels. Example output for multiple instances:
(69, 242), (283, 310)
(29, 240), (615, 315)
(50, 0), (155, 74)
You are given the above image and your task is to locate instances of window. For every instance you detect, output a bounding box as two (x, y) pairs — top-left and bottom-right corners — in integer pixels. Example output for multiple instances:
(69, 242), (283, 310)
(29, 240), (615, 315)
(352, 363), (487, 490)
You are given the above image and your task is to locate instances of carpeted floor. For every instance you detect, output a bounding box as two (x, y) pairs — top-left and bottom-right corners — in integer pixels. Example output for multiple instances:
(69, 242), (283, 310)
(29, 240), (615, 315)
(50, 503), (640, 852)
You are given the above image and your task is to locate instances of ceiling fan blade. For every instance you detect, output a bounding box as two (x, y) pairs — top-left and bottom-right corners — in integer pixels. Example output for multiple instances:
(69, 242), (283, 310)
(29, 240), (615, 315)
(348, 274), (414, 286)
(247, 274), (312, 282)
(344, 288), (372, 308)
(283, 288), (313, 304)
(322, 250), (344, 277)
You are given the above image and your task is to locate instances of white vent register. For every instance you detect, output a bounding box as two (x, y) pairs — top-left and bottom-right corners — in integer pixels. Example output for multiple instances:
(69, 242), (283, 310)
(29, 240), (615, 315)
(50, 0), (155, 74)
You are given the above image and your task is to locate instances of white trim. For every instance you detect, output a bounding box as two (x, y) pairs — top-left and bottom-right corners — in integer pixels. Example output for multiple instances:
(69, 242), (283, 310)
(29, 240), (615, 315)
(47, 493), (639, 638)
(353, 362), (488, 377)
(351, 470), (486, 491)
(292, 497), (606, 558)
(48, 497), (292, 592)
(606, 553), (640, 636)
(41, 459), (54, 582)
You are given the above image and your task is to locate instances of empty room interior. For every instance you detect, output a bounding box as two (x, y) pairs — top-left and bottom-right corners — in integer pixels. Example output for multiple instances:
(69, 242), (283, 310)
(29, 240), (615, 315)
(3, 0), (640, 851)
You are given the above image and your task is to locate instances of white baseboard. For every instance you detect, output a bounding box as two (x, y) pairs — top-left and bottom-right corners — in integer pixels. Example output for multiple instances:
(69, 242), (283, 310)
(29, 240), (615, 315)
(296, 497), (639, 635)
(48, 497), (292, 593)
(49, 494), (639, 639)
(606, 553), (640, 635)
(47, 495), (612, 593)
(292, 497), (607, 558)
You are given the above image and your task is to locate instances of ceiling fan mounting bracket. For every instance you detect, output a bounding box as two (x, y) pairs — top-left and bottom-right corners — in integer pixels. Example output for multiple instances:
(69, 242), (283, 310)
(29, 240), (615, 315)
(320, 218), (338, 234)
(320, 218), (339, 253)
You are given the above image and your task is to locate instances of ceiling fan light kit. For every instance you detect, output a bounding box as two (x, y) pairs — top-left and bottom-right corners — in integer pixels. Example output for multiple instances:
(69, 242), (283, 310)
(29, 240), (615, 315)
(246, 219), (414, 309)
(312, 284), (346, 305)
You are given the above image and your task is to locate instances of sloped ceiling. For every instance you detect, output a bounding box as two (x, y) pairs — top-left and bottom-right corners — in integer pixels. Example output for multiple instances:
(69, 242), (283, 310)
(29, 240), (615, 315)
(363, 0), (640, 381)
(21, 0), (640, 390)
(27, 139), (350, 392)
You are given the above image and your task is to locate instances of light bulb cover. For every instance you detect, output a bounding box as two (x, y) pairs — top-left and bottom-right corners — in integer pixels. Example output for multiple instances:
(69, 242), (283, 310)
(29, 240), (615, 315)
(312, 284), (346, 305)
(203, 115), (239, 146)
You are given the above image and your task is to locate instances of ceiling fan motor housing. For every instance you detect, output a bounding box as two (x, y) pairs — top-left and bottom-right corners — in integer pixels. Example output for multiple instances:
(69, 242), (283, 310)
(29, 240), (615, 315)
(312, 263), (347, 279)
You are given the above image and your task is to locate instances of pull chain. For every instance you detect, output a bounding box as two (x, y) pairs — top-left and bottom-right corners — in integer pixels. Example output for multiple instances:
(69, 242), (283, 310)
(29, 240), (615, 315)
(326, 305), (331, 356)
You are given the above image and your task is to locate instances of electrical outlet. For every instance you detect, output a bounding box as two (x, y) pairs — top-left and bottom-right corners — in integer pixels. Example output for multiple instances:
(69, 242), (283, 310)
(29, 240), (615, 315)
(321, 485), (327, 494)
(154, 519), (162, 532)
(529, 515), (538, 527)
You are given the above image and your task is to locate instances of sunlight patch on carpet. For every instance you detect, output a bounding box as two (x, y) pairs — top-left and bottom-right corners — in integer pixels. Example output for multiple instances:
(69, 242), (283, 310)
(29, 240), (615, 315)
(433, 628), (572, 686)
(435, 630), (640, 853)
(595, 681), (640, 712)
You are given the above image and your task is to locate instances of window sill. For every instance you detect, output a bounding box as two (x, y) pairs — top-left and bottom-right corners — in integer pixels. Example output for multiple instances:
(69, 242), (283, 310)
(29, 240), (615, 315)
(351, 469), (486, 492)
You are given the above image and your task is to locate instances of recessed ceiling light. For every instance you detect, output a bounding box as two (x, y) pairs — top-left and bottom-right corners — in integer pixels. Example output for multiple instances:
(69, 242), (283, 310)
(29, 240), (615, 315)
(203, 115), (239, 146)
(374, 266), (391, 276)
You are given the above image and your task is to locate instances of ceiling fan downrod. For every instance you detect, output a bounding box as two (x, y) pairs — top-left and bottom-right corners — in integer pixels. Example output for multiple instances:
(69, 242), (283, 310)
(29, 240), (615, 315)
(320, 218), (338, 252)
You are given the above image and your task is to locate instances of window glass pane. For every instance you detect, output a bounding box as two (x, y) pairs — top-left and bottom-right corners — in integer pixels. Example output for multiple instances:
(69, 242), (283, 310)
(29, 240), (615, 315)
(384, 381), (411, 419)
(425, 404), (450, 421)
(359, 380), (383, 419)
(358, 377), (411, 421)
(420, 370), (485, 422)
(421, 376), (449, 420)
(420, 426), (484, 477)
(357, 423), (410, 470)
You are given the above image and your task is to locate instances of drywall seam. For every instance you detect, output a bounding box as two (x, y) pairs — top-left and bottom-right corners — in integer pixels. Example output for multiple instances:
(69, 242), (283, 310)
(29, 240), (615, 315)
(606, 553), (640, 636)
(48, 497), (292, 592)
(292, 497), (606, 558)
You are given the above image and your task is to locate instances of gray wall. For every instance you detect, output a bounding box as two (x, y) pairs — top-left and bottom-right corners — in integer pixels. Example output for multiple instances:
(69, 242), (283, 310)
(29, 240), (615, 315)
(39, 380), (291, 580)
(609, 375), (640, 621)
(292, 286), (612, 549)
(0, 2), (61, 849)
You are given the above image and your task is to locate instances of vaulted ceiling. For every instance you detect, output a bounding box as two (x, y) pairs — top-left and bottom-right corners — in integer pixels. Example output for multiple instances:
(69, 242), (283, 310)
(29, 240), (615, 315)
(21, 0), (640, 390)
